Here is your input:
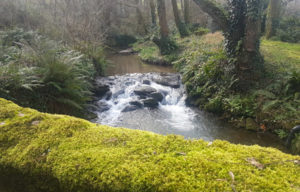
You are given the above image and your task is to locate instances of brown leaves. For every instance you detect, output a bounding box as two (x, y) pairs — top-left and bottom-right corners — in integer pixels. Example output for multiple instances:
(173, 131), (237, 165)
(246, 157), (264, 170)
(260, 124), (267, 132)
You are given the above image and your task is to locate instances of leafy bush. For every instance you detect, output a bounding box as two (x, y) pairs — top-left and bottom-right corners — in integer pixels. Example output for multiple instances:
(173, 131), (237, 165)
(286, 70), (300, 94)
(77, 44), (107, 76)
(152, 37), (178, 55)
(273, 16), (300, 43)
(0, 28), (96, 117)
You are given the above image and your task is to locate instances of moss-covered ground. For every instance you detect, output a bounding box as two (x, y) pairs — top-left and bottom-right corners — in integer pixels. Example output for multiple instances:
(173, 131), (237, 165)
(133, 32), (300, 154)
(0, 98), (299, 191)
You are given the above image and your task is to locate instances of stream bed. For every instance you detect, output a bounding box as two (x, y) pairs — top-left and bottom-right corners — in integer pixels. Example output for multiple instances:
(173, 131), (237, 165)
(92, 54), (286, 151)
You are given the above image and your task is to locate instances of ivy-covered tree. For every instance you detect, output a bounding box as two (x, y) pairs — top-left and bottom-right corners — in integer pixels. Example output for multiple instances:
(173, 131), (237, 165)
(192, 0), (264, 89)
(265, 0), (281, 39)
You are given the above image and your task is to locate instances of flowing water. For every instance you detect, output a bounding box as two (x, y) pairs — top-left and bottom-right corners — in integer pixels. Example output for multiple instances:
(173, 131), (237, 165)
(93, 54), (286, 151)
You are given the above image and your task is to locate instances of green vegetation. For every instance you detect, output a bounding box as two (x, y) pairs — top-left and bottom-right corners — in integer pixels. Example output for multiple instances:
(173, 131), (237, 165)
(271, 16), (300, 43)
(0, 98), (299, 192)
(133, 39), (178, 65)
(0, 28), (105, 117)
(133, 32), (300, 153)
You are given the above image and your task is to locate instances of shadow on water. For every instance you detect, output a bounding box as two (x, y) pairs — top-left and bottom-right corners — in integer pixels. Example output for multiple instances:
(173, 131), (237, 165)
(94, 54), (287, 153)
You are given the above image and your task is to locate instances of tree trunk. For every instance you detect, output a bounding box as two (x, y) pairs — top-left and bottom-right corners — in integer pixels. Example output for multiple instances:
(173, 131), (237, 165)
(157, 0), (169, 39)
(136, 0), (148, 35)
(184, 0), (190, 25)
(171, 0), (188, 37)
(192, 0), (229, 32)
(266, 0), (281, 39)
(150, 0), (156, 26)
(192, 0), (264, 89)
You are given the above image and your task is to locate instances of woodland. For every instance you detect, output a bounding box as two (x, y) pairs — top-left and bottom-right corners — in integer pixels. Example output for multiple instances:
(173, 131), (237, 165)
(0, 0), (300, 191)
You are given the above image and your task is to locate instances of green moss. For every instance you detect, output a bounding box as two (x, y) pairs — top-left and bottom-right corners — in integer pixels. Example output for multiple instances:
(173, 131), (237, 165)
(0, 98), (300, 191)
(261, 39), (300, 71)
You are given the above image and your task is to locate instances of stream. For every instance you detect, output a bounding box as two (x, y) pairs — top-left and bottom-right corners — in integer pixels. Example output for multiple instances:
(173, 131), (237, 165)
(92, 54), (286, 151)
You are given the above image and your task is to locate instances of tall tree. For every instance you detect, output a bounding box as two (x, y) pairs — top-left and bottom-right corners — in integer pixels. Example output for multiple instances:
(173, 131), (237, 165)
(192, 0), (264, 89)
(154, 0), (177, 55)
(135, 0), (148, 35)
(184, 0), (190, 25)
(150, 0), (157, 26)
(266, 0), (281, 39)
(157, 0), (169, 38)
(171, 0), (189, 37)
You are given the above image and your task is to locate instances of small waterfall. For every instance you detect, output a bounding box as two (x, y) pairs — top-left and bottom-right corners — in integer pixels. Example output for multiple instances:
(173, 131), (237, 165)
(91, 72), (284, 149)
(93, 73), (197, 131)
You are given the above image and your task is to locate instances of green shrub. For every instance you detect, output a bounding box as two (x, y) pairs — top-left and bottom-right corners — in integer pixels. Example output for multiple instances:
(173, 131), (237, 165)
(286, 70), (300, 94)
(77, 44), (107, 76)
(223, 95), (255, 117)
(152, 37), (178, 55)
(0, 29), (96, 117)
(205, 96), (223, 114)
(275, 17), (300, 43)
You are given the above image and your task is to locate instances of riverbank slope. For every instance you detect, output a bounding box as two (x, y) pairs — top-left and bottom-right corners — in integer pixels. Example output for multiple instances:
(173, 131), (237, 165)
(133, 33), (300, 154)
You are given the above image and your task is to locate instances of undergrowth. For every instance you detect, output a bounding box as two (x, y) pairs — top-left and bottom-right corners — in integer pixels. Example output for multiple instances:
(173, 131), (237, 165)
(0, 28), (104, 117)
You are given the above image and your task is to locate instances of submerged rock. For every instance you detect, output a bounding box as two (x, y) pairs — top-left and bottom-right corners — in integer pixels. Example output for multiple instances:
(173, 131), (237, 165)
(143, 80), (151, 85)
(112, 90), (125, 98)
(122, 105), (141, 112)
(129, 101), (144, 108)
(153, 73), (181, 88)
(96, 101), (111, 112)
(93, 81), (110, 97)
(104, 91), (112, 100)
(142, 98), (159, 108)
(134, 86), (157, 97)
(149, 92), (163, 102)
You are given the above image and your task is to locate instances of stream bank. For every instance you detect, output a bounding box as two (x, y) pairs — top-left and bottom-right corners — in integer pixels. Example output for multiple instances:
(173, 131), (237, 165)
(92, 53), (287, 152)
(130, 33), (300, 154)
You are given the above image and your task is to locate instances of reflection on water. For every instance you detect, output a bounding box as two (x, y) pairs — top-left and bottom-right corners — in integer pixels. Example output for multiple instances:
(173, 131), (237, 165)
(106, 54), (175, 75)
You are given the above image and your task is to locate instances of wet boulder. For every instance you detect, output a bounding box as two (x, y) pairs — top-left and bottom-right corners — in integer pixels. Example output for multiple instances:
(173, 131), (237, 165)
(143, 80), (151, 85)
(134, 86), (157, 97)
(149, 92), (163, 102)
(129, 101), (144, 108)
(153, 74), (181, 88)
(96, 101), (111, 112)
(93, 81), (110, 97)
(142, 98), (159, 108)
(112, 90), (125, 99)
(104, 91), (112, 100)
(122, 105), (140, 112)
